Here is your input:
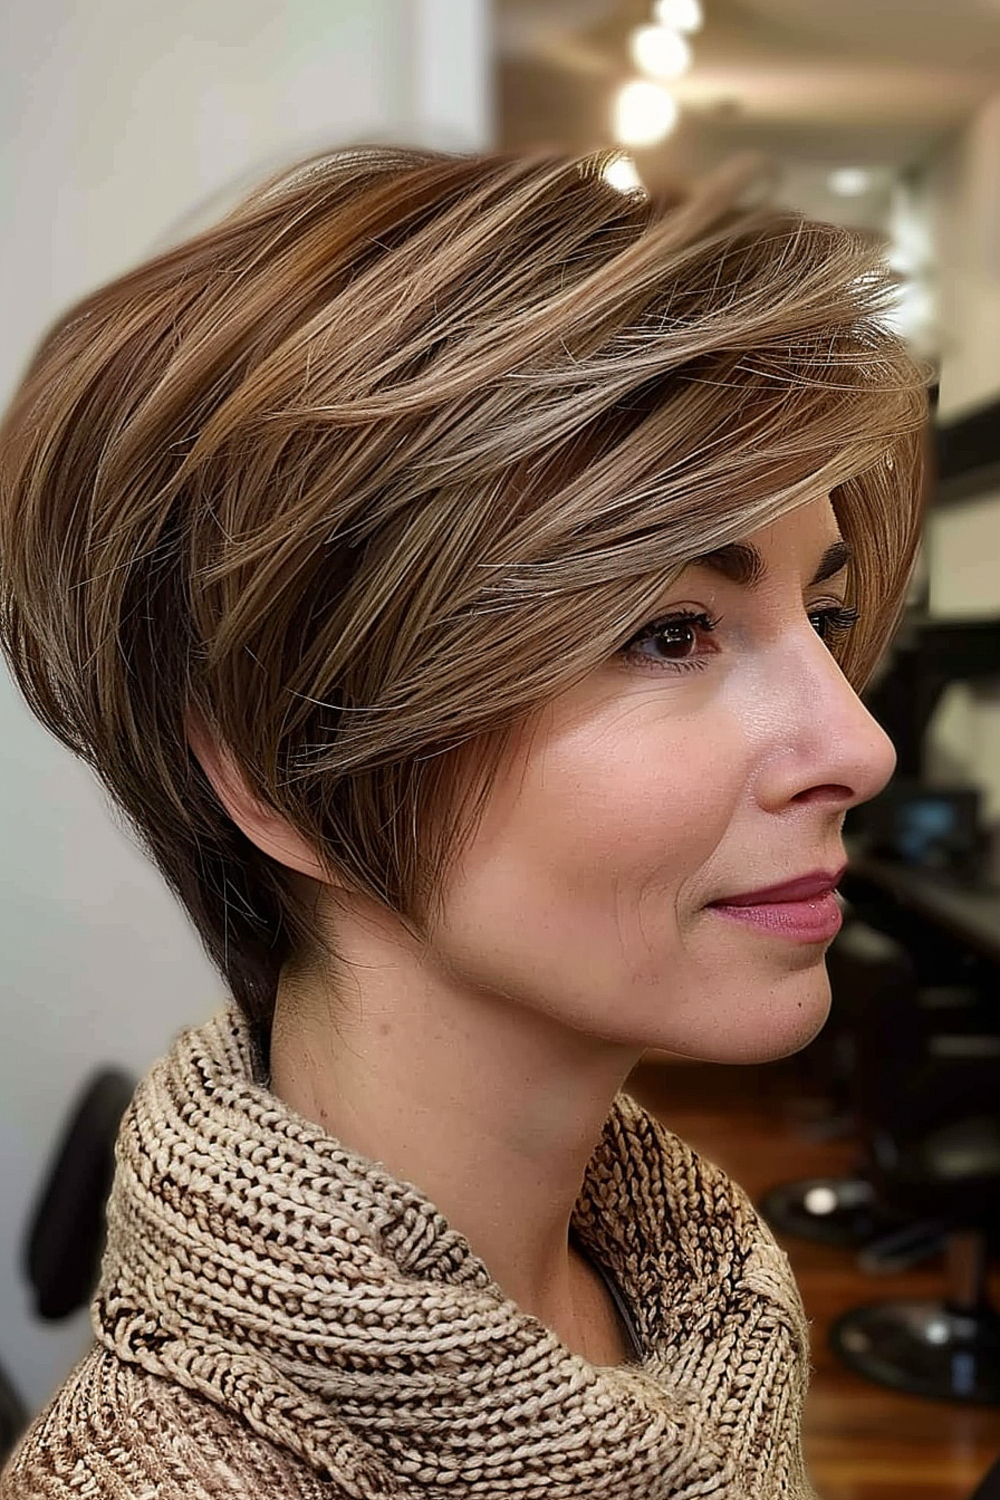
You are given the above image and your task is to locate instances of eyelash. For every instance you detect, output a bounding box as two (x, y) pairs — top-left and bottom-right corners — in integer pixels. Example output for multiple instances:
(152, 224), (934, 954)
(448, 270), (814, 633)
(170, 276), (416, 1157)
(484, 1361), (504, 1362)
(621, 604), (862, 673)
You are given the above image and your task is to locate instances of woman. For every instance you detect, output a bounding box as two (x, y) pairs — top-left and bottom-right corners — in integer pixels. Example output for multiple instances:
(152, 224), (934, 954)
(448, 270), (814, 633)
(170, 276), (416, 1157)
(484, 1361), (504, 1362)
(0, 145), (926, 1498)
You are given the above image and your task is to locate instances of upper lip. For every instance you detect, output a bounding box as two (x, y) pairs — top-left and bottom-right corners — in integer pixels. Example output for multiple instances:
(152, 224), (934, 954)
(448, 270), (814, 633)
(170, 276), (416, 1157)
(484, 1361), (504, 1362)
(711, 865), (848, 906)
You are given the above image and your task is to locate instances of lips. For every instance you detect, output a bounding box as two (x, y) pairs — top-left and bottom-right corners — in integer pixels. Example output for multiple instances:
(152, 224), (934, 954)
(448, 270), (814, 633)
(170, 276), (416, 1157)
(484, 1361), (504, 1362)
(706, 865), (847, 944)
(711, 866), (847, 907)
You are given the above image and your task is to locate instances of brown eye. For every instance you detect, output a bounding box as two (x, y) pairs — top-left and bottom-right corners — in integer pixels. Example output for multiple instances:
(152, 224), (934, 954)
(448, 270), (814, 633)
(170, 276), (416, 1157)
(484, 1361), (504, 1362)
(622, 610), (720, 671)
(649, 618), (701, 660)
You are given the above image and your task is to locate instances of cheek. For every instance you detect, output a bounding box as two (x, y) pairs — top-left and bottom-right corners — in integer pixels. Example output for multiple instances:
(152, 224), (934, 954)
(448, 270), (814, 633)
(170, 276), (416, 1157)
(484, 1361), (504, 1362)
(427, 685), (830, 1063)
(443, 693), (750, 947)
(530, 722), (736, 883)
(532, 687), (754, 873)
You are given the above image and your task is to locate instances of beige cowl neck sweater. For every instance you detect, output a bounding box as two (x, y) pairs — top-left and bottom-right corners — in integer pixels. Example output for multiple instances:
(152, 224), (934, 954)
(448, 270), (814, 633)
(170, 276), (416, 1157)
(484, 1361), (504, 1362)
(2, 1002), (818, 1499)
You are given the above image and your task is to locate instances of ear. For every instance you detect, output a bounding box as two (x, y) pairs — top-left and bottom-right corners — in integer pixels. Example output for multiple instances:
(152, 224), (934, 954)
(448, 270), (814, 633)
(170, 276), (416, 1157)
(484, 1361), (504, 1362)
(184, 706), (330, 882)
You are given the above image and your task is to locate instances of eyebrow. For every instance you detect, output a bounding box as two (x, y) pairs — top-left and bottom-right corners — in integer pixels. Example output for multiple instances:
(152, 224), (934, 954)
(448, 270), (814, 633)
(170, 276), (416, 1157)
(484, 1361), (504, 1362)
(690, 537), (852, 589)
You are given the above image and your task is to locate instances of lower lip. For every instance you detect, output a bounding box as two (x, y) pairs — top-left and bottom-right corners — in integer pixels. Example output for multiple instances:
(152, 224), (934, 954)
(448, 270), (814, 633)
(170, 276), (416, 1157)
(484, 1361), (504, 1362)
(708, 890), (843, 942)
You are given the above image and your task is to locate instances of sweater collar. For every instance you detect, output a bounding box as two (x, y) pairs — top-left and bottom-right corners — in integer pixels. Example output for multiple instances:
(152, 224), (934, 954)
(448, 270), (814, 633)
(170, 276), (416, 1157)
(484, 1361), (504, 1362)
(92, 1002), (814, 1499)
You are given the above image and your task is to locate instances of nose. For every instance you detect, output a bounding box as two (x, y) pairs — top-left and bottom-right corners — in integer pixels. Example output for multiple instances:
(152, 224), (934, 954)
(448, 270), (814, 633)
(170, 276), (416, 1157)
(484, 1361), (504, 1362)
(755, 629), (897, 815)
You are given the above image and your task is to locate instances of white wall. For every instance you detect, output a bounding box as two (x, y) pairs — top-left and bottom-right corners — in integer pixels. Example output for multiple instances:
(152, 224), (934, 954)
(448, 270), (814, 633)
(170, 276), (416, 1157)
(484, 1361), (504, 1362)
(930, 89), (1000, 425)
(924, 489), (1000, 850)
(0, 0), (492, 1419)
(928, 489), (1000, 624)
(920, 88), (1000, 857)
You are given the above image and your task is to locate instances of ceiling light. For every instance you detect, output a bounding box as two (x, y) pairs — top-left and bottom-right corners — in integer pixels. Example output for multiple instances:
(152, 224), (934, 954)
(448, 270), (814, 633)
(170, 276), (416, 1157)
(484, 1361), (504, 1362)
(653, 0), (703, 33)
(613, 80), (679, 147)
(630, 24), (692, 79)
(601, 155), (644, 194)
(828, 167), (872, 197)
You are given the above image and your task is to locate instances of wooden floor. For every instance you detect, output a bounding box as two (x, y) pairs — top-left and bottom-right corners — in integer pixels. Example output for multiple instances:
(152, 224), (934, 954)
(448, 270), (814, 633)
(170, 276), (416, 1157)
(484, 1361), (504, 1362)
(626, 1055), (1000, 1500)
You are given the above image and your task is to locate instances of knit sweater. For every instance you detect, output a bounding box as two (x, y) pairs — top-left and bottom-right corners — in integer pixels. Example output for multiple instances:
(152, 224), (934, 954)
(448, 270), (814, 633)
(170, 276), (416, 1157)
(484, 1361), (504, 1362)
(1, 1002), (818, 1499)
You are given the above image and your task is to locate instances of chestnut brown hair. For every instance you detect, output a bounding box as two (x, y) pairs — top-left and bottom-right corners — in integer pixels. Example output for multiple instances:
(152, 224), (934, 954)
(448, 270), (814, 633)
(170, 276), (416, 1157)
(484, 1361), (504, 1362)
(0, 146), (928, 1045)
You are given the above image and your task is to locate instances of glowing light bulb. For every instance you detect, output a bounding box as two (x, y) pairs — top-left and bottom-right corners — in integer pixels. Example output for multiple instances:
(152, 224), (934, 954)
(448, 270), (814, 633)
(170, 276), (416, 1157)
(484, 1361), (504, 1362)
(653, 0), (703, 33)
(613, 80), (679, 147)
(630, 24), (692, 79)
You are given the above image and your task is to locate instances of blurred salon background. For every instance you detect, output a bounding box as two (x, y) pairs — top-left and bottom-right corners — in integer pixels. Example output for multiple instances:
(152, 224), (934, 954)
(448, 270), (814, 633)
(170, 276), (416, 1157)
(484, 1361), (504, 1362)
(2, 3), (1000, 1495)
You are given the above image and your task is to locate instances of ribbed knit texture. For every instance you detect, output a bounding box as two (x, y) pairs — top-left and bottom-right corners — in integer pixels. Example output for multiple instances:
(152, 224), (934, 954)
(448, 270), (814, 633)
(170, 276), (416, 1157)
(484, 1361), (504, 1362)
(2, 1002), (819, 1499)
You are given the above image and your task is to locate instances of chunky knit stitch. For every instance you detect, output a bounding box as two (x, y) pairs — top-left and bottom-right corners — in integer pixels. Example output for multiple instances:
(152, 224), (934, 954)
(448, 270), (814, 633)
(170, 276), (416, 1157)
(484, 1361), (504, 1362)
(1, 1002), (818, 1498)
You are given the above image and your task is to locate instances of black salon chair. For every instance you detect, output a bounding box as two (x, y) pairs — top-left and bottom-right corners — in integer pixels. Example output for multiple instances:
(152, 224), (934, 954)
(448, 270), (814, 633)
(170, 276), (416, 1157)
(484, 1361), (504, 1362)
(0, 1067), (134, 1464)
(762, 917), (999, 1273)
(763, 914), (1000, 1403)
(831, 1148), (1000, 1407)
(762, 920), (937, 1258)
(829, 1044), (1000, 1405)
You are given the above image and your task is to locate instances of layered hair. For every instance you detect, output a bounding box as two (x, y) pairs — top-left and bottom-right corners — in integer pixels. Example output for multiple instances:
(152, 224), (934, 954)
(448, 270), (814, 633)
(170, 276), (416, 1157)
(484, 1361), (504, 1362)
(0, 146), (928, 1045)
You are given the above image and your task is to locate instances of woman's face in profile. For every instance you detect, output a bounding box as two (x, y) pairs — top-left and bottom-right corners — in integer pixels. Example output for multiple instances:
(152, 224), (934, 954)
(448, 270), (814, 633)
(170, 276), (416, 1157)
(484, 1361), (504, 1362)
(430, 493), (897, 1064)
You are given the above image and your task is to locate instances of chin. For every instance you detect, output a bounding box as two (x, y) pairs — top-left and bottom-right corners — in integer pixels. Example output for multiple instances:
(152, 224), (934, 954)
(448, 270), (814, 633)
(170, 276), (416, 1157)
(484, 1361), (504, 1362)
(736, 1014), (829, 1064)
(651, 966), (833, 1066)
(734, 970), (833, 1064)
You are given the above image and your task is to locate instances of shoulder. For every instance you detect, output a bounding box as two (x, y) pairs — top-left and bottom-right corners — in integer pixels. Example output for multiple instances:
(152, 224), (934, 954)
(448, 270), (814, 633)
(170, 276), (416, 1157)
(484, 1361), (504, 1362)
(616, 1092), (809, 1331)
(0, 1346), (338, 1500)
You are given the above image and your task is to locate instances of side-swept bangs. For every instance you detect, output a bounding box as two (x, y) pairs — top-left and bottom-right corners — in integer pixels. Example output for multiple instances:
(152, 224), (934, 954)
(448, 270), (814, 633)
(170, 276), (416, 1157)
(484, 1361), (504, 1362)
(0, 146), (928, 1036)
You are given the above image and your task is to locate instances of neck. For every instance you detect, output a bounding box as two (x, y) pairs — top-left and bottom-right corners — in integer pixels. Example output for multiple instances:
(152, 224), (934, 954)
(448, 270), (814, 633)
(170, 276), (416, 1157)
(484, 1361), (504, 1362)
(267, 894), (642, 1337)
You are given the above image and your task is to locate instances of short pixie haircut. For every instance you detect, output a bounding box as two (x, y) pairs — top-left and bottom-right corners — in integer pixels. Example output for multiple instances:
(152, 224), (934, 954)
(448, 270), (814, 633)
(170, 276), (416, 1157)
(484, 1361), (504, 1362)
(0, 147), (928, 1044)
